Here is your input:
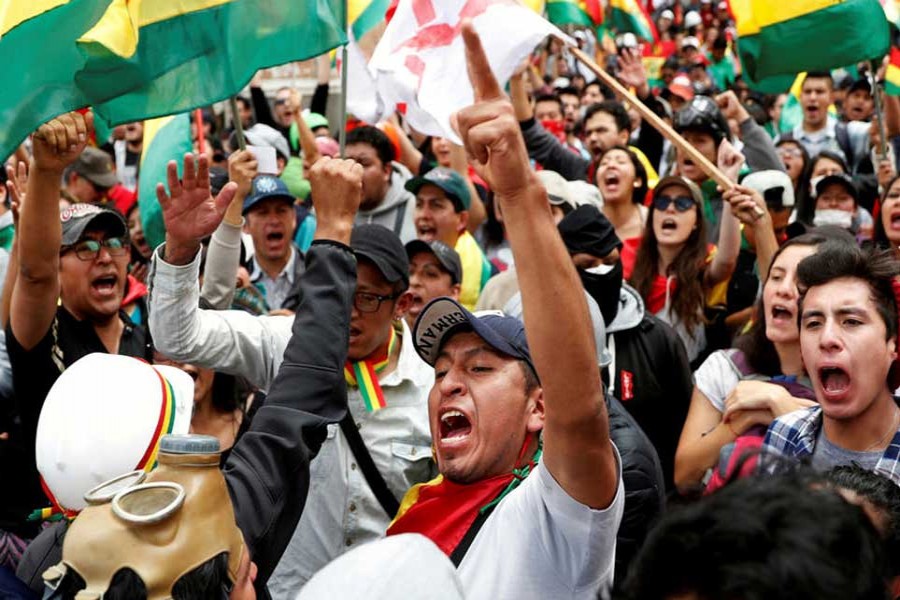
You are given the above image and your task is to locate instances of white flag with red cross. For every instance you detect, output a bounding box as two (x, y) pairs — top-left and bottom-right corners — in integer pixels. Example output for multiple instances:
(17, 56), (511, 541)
(368, 0), (569, 142)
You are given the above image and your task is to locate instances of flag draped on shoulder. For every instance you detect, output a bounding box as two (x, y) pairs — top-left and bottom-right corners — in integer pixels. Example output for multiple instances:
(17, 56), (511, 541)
(609, 0), (658, 43)
(368, 0), (570, 142)
(732, 0), (890, 88)
(0, 0), (113, 161)
(138, 114), (193, 250)
(546, 0), (603, 28)
(77, 0), (347, 127)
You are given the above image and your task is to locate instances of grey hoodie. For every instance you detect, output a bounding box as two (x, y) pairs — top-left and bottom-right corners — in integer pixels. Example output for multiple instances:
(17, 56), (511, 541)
(354, 162), (417, 243)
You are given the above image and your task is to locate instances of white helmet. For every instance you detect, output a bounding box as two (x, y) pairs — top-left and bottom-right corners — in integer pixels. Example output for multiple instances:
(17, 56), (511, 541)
(35, 354), (193, 513)
(684, 11), (702, 29)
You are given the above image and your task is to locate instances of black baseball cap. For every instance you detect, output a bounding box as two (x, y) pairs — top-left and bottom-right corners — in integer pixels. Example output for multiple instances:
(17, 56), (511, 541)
(815, 173), (859, 204)
(413, 298), (535, 377)
(351, 224), (410, 288)
(60, 203), (128, 246)
(405, 239), (462, 285)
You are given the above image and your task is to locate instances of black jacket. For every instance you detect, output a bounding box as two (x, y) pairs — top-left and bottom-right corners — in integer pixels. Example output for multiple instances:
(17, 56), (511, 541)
(606, 312), (693, 493)
(608, 393), (665, 586)
(17, 240), (356, 598)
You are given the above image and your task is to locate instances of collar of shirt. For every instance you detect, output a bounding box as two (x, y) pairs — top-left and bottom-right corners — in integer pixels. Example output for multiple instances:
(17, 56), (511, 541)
(793, 115), (837, 143)
(380, 319), (435, 390)
(250, 244), (297, 285)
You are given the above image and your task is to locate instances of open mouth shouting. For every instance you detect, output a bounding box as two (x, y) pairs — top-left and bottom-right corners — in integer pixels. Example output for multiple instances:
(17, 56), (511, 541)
(415, 222), (437, 242)
(770, 303), (795, 325)
(818, 364), (851, 401)
(438, 407), (473, 448)
(90, 273), (119, 299)
(602, 171), (621, 195)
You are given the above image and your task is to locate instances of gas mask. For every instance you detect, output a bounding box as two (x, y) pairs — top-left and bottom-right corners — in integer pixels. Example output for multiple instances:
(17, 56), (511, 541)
(42, 435), (245, 600)
(579, 262), (624, 326)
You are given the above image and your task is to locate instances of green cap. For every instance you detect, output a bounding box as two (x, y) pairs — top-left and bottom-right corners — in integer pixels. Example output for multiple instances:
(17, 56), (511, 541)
(405, 167), (471, 212)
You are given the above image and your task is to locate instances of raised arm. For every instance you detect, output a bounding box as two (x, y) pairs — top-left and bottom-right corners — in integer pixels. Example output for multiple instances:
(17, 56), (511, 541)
(11, 112), (89, 350)
(225, 157), (362, 582)
(200, 150), (257, 309)
(706, 141), (743, 285)
(456, 24), (616, 509)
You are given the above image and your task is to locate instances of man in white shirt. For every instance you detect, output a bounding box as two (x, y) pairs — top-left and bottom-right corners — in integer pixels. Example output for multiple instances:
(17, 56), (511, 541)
(385, 24), (623, 600)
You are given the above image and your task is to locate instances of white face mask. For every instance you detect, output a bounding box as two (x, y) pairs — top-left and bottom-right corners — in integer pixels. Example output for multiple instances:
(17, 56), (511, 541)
(584, 263), (616, 275)
(813, 208), (853, 229)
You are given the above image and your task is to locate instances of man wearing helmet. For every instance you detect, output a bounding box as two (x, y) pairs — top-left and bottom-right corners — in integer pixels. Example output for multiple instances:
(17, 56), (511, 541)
(673, 91), (784, 243)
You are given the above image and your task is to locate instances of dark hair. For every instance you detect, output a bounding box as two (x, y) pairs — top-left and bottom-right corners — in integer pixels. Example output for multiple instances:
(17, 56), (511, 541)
(62, 554), (232, 600)
(826, 465), (900, 578)
(520, 360), (540, 394)
(629, 182), (707, 337)
(775, 138), (811, 190)
(736, 231), (838, 375)
(346, 125), (395, 165)
(583, 80), (614, 101)
(794, 150), (850, 224)
(873, 175), (900, 250)
(803, 71), (835, 90)
(596, 145), (648, 205)
(619, 473), (889, 600)
(557, 86), (580, 99)
(534, 93), (562, 113)
(797, 242), (900, 341)
(585, 101), (632, 134)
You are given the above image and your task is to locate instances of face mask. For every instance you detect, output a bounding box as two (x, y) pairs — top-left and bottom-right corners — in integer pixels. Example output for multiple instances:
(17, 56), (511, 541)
(813, 208), (853, 230)
(579, 261), (623, 325)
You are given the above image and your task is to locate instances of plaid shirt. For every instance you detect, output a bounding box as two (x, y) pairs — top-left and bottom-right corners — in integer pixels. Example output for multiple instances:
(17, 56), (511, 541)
(762, 406), (900, 485)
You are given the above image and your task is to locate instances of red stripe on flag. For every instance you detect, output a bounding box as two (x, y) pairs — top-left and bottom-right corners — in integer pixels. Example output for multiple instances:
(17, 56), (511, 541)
(585, 0), (603, 24)
(412, 0), (437, 24)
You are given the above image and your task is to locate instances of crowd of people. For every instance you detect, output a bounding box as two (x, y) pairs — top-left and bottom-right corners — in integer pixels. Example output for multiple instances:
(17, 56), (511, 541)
(3, 2), (900, 598)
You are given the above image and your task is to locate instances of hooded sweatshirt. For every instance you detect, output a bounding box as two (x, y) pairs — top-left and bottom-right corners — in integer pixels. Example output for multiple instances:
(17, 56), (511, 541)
(604, 284), (693, 491)
(354, 163), (417, 243)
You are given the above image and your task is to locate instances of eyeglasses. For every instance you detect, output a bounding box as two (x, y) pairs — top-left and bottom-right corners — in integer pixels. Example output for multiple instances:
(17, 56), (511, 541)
(353, 291), (399, 313)
(653, 195), (695, 212)
(62, 236), (129, 261)
(778, 147), (803, 158)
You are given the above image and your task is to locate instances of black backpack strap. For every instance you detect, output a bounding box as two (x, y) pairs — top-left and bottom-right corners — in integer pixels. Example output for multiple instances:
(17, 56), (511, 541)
(339, 413), (400, 518)
(835, 121), (855, 169)
(449, 504), (496, 567)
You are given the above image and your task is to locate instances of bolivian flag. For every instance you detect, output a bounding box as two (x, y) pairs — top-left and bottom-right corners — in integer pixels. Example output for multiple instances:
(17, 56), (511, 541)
(732, 0), (889, 87)
(887, 47), (900, 96)
(0, 0), (113, 162)
(609, 0), (657, 43)
(76, 0), (347, 128)
(350, 0), (390, 41)
(546, 0), (603, 28)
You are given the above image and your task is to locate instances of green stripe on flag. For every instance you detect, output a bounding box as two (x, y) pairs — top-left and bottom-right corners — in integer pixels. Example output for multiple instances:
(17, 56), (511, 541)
(77, 0), (346, 128)
(546, 0), (594, 27)
(352, 0), (389, 40)
(138, 114), (192, 251)
(0, 0), (113, 161)
(736, 0), (889, 85)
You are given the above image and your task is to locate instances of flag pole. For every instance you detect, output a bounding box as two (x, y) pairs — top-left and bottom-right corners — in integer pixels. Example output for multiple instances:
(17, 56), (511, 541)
(194, 108), (207, 155)
(569, 45), (738, 192)
(339, 0), (349, 158)
(229, 97), (247, 151)
(872, 60), (888, 160)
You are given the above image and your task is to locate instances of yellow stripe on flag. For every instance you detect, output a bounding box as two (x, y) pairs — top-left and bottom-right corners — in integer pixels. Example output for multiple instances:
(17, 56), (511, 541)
(78, 0), (235, 59)
(140, 115), (175, 168)
(732, 0), (847, 37)
(348, 0), (372, 26)
(523, 0), (546, 13)
(888, 64), (900, 89)
(1, 0), (68, 37)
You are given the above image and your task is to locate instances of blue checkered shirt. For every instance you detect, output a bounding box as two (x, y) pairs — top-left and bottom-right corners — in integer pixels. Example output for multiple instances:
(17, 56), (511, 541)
(762, 406), (900, 485)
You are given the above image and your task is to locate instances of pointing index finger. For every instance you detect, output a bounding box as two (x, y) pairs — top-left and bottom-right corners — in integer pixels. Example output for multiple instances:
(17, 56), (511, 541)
(461, 21), (502, 102)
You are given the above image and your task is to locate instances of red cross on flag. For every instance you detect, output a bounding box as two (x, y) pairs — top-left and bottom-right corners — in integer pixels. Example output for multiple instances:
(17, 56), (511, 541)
(368, 0), (569, 141)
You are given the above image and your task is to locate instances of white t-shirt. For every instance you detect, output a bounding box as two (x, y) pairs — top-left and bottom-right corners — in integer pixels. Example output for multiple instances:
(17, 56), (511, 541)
(693, 349), (741, 413)
(457, 450), (624, 600)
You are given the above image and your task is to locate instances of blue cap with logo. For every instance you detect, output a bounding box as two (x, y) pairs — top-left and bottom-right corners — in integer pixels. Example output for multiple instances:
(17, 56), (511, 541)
(242, 175), (295, 215)
(413, 297), (535, 377)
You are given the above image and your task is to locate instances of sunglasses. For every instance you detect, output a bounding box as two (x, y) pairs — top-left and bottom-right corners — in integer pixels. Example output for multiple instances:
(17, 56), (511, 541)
(653, 195), (695, 212)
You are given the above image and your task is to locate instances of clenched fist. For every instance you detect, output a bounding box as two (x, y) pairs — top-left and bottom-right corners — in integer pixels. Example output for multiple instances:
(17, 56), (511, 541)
(308, 157), (364, 244)
(33, 111), (92, 174)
